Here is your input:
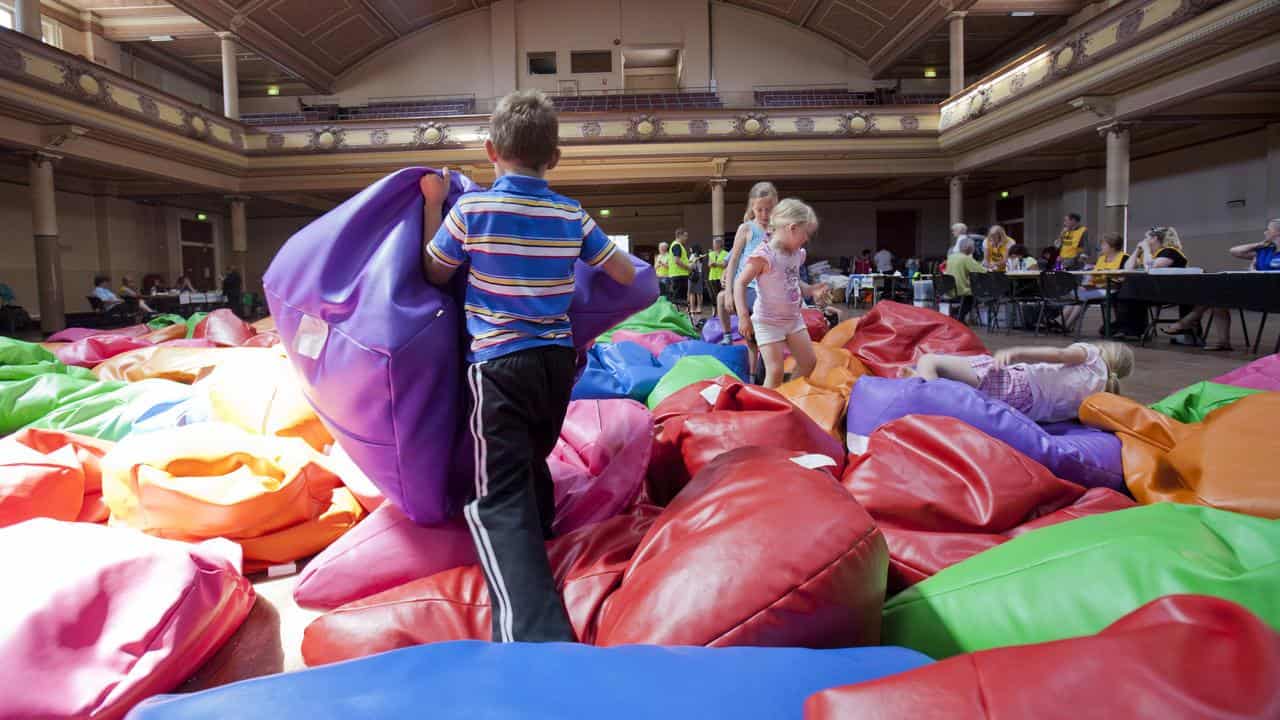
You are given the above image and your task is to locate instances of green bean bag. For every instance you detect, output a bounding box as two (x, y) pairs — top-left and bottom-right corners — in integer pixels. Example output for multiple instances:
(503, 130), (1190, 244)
(598, 298), (697, 343)
(647, 356), (738, 410)
(0, 362), (95, 382)
(0, 374), (121, 435)
(0, 337), (56, 367)
(147, 313), (187, 330)
(882, 503), (1280, 659)
(185, 312), (209, 339)
(1150, 380), (1265, 423)
(24, 378), (191, 441)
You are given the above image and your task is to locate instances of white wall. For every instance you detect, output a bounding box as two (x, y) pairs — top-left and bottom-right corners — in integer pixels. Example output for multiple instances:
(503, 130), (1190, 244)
(710, 3), (871, 94)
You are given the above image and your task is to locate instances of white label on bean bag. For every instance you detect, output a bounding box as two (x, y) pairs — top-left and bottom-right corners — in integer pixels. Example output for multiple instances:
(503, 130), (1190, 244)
(790, 453), (838, 470)
(699, 384), (722, 406)
(846, 433), (870, 455)
(295, 315), (328, 360)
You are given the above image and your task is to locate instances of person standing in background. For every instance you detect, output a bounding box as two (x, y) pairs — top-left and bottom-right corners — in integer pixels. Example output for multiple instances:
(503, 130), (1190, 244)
(874, 246), (894, 273)
(655, 241), (671, 300)
(706, 236), (729, 305)
(983, 226), (1016, 269)
(687, 244), (706, 314)
(1056, 213), (1089, 270)
(222, 267), (243, 318)
(667, 229), (691, 307)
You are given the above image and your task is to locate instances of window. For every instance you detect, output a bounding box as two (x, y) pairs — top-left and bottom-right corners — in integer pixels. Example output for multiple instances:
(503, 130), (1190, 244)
(528, 51), (557, 75)
(571, 50), (612, 74)
(0, 4), (64, 48)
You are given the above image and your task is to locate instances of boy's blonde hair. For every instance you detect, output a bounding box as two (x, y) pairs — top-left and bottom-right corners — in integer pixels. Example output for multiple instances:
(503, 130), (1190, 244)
(1096, 340), (1134, 394)
(744, 181), (778, 223)
(768, 198), (819, 236)
(490, 89), (559, 170)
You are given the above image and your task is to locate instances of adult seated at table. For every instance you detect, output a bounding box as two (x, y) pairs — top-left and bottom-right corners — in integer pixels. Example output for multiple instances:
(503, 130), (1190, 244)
(1004, 243), (1037, 272)
(1111, 227), (1189, 339)
(118, 275), (156, 314)
(982, 225), (1016, 270)
(854, 249), (873, 274)
(944, 236), (987, 324)
(1055, 212), (1089, 270)
(1063, 232), (1127, 331)
(1038, 246), (1060, 271)
(91, 275), (123, 310)
(174, 274), (197, 293)
(1163, 218), (1280, 351)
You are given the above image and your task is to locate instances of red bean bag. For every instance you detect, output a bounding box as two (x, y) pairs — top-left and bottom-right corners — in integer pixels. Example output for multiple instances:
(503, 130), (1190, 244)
(0, 519), (254, 720)
(5, 428), (113, 524)
(550, 399), (650, 535)
(802, 307), (828, 342)
(845, 301), (987, 377)
(842, 415), (1133, 591)
(302, 506), (661, 663)
(804, 594), (1280, 719)
(596, 446), (887, 648)
(647, 378), (846, 505)
(0, 437), (83, 527)
(55, 334), (154, 368)
(192, 308), (257, 347)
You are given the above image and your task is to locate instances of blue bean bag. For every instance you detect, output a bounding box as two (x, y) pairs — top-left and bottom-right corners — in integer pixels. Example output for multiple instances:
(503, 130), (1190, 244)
(128, 641), (930, 720)
(846, 376), (1124, 492)
(572, 341), (667, 401)
(265, 168), (657, 525)
(658, 340), (748, 382)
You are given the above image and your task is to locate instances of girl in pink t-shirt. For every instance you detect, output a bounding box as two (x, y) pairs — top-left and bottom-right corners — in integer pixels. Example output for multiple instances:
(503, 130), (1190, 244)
(905, 341), (1135, 422)
(733, 198), (830, 387)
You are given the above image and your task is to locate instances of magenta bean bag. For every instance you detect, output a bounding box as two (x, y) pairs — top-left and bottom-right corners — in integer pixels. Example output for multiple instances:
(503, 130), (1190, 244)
(1214, 353), (1280, 392)
(265, 168), (656, 526)
(549, 399), (651, 535)
(611, 329), (686, 357)
(47, 325), (149, 343)
(0, 518), (253, 720)
(55, 334), (154, 368)
(846, 376), (1125, 492)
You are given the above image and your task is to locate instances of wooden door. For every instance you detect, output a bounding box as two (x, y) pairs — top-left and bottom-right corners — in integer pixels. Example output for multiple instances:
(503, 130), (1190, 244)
(180, 219), (216, 290)
(875, 210), (918, 259)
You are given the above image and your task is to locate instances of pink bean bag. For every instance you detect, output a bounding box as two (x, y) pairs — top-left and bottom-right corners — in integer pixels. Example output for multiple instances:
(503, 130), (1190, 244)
(1214, 353), (1280, 391)
(46, 325), (149, 343)
(549, 399), (650, 535)
(295, 399), (652, 610)
(0, 519), (254, 720)
(156, 338), (218, 348)
(192, 309), (257, 347)
(610, 329), (686, 357)
(55, 334), (154, 367)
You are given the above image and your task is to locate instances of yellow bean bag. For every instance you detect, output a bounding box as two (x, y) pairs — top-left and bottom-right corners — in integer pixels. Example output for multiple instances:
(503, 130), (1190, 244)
(102, 422), (363, 571)
(1080, 391), (1280, 519)
(779, 345), (868, 440)
(201, 348), (333, 452)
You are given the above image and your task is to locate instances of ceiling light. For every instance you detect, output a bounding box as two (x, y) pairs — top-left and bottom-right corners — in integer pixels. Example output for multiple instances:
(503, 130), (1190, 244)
(600, 209), (612, 217)
(267, 85), (280, 96)
(196, 212), (208, 221)
(1010, 11), (1035, 17)
(923, 68), (938, 78)
(148, 34), (174, 42)
(1001, 191), (1010, 199)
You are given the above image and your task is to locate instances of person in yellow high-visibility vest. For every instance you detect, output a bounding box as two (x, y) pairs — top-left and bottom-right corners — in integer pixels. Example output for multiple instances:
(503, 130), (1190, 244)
(667, 229), (691, 305)
(706, 235), (729, 306)
(1056, 212), (1090, 270)
(655, 241), (671, 299)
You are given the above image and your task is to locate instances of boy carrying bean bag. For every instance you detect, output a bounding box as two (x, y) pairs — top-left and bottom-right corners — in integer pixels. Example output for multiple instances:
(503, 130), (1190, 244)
(265, 167), (656, 525)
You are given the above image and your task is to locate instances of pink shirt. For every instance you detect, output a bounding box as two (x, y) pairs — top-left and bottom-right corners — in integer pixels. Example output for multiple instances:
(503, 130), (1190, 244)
(1024, 343), (1109, 422)
(749, 241), (805, 325)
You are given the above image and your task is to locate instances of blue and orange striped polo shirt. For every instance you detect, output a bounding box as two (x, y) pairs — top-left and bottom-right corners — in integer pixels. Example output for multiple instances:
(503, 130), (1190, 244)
(428, 173), (617, 362)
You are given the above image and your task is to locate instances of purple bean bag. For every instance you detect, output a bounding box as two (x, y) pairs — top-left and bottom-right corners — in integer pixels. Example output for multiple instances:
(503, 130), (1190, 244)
(846, 376), (1125, 492)
(266, 168), (656, 526)
(611, 329), (686, 357)
(1214, 354), (1280, 392)
(572, 341), (666, 401)
(701, 316), (741, 344)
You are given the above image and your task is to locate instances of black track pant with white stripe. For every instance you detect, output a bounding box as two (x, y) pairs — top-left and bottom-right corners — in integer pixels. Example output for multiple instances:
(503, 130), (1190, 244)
(463, 344), (578, 643)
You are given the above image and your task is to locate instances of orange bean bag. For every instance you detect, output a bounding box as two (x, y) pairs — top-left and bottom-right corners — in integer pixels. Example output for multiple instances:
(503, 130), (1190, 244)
(1080, 392), (1280, 519)
(92, 346), (255, 384)
(846, 301), (987, 377)
(648, 377), (846, 506)
(142, 323), (189, 345)
(101, 423), (363, 571)
(8, 428), (113, 523)
(201, 348), (333, 452)
(1, 438), (82, 527)
(820, 318), (859, 351)
(779, 345), (868, 440)
(842, 415), (1134, 591)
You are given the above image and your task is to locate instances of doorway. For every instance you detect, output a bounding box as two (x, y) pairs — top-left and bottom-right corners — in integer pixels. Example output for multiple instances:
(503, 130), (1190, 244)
(875, 210), (918, 260)
(180, 218), (216, 291)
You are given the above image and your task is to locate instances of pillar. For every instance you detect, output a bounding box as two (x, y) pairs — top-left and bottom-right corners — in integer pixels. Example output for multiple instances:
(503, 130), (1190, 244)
(228, 196), (248, 277)
(948, 175), (965, 226)
(30, 153), (65, 333)
(1101, 122), (1130, 248)
(949, 11), (966, 96)
(217, 32), (240, 120)
(710, 177), (726, 244)
(15, 0), (42, 39)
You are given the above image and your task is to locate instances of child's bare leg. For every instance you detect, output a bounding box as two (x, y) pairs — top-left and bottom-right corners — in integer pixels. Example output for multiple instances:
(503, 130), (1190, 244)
(785, 329), (817, 381)
(717, 291), (732, 337)
(759, 340), (787, 388)
(917, 353), (981, 387)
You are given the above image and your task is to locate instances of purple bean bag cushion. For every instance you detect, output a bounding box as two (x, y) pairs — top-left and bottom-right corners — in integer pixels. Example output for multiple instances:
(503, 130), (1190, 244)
(846, 376), (1125, 492)
(572, 342), (666, 401)
(265, 168), (657, 526)
(701, 316), (742, 344)
(657, 340), (749, 382)
(1214, 354), (1280, 392)
(611, 329), (686, 357)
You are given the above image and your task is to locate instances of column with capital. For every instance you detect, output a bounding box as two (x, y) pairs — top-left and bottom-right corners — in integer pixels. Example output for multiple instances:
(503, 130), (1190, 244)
(217, 32), (240, 120)
(949, 11), (967, 97)
(14, 0), (42, 40)
(1101, 122), (1131, 248)
(948, 175), (965, 227)
(30, 153), (65, 332)
(710, 177), (727, 244)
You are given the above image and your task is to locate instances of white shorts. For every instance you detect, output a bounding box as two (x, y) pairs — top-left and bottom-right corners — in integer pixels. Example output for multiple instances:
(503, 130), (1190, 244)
(753, 316), (807, 345)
